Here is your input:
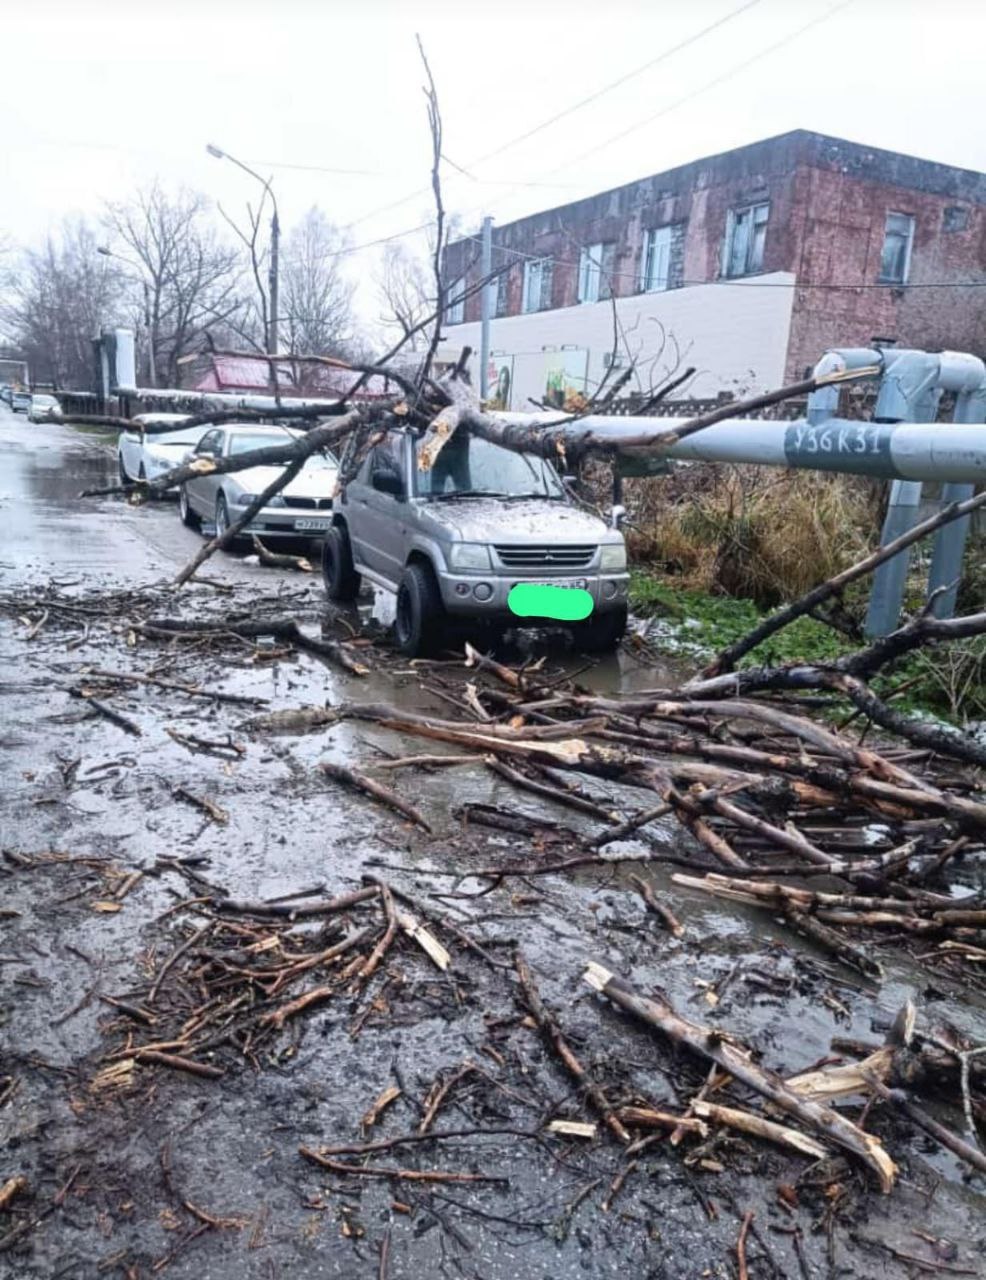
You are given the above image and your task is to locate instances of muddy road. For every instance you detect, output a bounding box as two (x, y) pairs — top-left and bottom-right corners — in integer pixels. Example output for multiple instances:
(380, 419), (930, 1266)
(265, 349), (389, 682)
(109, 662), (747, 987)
(1, 410), (984, 1279)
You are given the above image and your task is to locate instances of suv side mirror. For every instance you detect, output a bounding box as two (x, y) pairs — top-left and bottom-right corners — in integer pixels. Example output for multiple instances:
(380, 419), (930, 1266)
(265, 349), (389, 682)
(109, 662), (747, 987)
(372, 471), (404, 499)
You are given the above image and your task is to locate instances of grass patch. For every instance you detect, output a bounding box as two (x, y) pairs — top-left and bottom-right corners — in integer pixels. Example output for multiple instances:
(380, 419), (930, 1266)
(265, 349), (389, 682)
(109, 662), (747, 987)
(70, 425), (118, 447)
(629, 570), (985, 728)
(629, 572), (854, 667)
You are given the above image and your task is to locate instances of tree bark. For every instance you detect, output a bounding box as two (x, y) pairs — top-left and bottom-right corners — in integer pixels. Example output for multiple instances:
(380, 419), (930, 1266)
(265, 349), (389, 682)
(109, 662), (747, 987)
(584, 962), (897, 1192)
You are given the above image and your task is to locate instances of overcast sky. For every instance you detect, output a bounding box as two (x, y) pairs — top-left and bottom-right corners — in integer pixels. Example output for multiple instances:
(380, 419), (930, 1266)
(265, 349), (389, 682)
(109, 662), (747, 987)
(3, 0), (984, 326)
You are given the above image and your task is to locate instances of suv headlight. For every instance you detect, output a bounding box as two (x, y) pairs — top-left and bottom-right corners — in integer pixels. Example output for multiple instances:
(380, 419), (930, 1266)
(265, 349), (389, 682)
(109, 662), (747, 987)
(600, 544), (627, 571)
(449, 543), (492, 571)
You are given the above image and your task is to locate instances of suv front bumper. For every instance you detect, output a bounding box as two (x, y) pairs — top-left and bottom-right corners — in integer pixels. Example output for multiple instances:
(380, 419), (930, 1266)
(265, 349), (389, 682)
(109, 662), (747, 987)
(436, 570), (629, 617)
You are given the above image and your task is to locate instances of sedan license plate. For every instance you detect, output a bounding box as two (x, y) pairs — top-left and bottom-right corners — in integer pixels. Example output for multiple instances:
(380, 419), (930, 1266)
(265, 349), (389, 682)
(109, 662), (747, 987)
(294, 518), (330, 531)
(525, 578), (588, 591)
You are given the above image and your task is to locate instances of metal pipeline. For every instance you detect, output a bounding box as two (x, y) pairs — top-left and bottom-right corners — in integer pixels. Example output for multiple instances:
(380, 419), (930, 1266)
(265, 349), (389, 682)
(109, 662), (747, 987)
(493, 412), (986, 483)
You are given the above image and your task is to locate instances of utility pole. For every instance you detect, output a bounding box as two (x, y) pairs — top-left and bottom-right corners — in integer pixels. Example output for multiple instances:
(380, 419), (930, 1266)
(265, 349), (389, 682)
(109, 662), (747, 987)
(479, 215), (493, 402)
(268, 208), (280, 357)
(142, 282), (157, 387)
(206, 143), (280, 357)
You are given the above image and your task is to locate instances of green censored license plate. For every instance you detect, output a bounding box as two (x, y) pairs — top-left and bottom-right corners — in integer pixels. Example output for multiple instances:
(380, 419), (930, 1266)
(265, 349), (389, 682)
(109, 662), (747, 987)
(508, 581), (594, 621)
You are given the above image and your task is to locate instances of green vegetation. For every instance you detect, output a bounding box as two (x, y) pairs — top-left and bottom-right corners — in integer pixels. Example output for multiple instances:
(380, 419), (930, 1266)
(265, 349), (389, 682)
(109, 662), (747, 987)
(629, 572), (854, 666)
(629, 570), (986, 727)
(70, 424), (118, 447)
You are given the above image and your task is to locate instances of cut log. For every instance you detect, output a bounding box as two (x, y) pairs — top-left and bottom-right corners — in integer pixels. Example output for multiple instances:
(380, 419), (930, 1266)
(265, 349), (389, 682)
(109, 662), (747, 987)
(583, 962), (896, 1192)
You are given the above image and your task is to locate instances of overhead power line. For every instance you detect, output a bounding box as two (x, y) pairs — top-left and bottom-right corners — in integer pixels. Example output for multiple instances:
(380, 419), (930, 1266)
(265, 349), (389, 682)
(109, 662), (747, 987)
(544, 0), (855, 176)
(341, 1), (766, 232)
(470, 0), (764, 169)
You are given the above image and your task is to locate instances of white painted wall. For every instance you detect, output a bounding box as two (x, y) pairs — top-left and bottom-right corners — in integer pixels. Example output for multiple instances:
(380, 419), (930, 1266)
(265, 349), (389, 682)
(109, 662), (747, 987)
(441, 273), (796, 409)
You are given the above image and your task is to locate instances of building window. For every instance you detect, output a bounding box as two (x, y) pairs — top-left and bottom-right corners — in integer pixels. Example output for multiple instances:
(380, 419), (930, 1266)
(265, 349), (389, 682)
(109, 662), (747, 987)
(879, 212), (915, 283)
(444, 288), (464, 324)
(943, 205), (968, 234)
(522, 258), (553, 313)
(577, 242), (615, 303)
(723, 202), (769, 277)
(495, 268), (511, 317)
(640, 226), (672, 292)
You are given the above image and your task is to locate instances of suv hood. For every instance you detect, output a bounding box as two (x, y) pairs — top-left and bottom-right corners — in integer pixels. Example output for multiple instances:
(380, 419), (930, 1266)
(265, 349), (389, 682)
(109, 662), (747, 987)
(420, 497), (613, 543)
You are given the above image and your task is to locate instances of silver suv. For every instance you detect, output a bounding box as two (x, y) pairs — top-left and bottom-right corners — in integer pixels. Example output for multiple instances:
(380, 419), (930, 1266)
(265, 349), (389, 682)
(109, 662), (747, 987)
(322, 426), (629, 656)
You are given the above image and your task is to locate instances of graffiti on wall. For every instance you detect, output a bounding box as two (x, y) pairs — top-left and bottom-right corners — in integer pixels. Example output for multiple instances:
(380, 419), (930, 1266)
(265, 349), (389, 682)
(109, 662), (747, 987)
(486, 356), (514, 410)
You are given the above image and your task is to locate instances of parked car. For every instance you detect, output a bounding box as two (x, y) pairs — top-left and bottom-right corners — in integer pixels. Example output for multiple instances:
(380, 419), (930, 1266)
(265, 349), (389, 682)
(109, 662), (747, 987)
(27, 393), (60, 422)
(11, 391), (32, 414)
(179, 425), (338, 541)
(117, 413), (202, 484)
(0, 385), (12, 407)
(322, 425), (629, 656)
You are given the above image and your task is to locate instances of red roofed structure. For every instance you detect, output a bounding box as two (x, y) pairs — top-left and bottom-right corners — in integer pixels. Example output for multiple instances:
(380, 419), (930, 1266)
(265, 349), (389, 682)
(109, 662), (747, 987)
(191, 353), (394, 400)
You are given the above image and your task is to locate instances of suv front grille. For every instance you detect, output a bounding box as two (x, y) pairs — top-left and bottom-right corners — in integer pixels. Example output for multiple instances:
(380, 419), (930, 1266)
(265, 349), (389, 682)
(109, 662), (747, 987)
(285, 496), (332, 510)
(494, 544), (595, 570)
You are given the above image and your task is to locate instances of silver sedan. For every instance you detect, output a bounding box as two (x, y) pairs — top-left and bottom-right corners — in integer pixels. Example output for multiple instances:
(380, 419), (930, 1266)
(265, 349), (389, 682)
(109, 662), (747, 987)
(178, 425), (338, 541)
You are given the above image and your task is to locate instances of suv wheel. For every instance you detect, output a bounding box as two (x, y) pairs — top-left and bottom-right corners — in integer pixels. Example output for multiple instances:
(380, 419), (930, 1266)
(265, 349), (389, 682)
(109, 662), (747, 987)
(395, 562), (444, 657)
(321, 525), (361, 601)
(571, 605), (628, 653)
(179, 485), (199, 529)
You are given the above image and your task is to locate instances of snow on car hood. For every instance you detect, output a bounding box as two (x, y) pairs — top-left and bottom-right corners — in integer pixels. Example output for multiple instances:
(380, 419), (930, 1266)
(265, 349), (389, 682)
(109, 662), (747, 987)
(420, 497), (612, 543)
(142, 427), (212, 450)
(231, 463), (338, 499)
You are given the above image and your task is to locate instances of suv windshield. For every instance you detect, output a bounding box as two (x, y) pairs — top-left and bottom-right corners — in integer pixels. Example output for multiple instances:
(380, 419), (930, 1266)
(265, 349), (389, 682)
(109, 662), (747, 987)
(414, 435), (563, 500)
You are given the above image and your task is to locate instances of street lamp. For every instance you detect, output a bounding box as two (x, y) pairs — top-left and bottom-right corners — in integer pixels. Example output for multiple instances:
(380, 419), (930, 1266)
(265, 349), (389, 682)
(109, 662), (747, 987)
(98, 246), (157, 387)
(206, 142), (280, 356)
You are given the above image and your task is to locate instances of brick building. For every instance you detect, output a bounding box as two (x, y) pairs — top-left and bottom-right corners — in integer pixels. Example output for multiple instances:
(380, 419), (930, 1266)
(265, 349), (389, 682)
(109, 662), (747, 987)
(441, 130), (986, 410)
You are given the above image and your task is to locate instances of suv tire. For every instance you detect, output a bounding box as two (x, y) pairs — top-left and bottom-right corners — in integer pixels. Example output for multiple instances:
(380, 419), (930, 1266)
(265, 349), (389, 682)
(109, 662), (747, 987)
(322, 525), (361, 601)
(571, 605), (628, 653)
(395, 562), (444, 657)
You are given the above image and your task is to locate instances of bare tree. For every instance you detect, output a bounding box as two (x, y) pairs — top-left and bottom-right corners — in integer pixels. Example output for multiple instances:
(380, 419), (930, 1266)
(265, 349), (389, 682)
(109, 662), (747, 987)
(105, 184), (246, 386)
(280, 208), (357, 357)
(3, 219), (123, 388)
(376, 242), (433, 351)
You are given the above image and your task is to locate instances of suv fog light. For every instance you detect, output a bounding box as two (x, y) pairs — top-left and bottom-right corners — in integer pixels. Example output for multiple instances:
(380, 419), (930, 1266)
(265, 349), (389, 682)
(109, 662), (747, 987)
(455, 582), (470, 596)
(473, 582), (493, 601)
(602, 580), (617, 599)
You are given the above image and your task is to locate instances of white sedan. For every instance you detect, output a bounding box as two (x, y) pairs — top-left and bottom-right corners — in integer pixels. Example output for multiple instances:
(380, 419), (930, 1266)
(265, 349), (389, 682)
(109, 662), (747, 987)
(178, 424), (338, 542)
(118, 413), (206, 485)
(27, 393), (60, 422)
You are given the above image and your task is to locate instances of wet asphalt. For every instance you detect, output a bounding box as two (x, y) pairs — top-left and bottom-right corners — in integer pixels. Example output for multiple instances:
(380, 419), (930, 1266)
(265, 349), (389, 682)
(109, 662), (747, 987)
(0, 408), (984, 1279)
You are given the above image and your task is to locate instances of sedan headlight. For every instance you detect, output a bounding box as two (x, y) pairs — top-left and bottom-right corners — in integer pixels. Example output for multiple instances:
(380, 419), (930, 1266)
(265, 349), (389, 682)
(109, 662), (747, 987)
(236, 492), (286, 508)
(600, 544), (627, 571)
(449, 543), (492, 571)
